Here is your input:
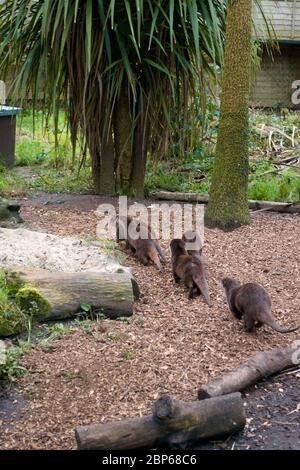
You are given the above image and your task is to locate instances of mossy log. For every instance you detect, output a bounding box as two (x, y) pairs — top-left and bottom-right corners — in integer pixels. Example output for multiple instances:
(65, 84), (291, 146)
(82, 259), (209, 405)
(154, 191), (300, 214)
(0, 198), (23, 227)
(75, 393), (246, 450)
(198, 344), (298, 400)
(5, 267), (139, 320)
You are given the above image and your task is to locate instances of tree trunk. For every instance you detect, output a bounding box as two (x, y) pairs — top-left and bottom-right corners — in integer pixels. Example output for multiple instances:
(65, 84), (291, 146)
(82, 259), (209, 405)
(98, 122), (116, 195)
(5, 268), (139, 320)
(198, 344), (299, 400)
(75, 392), (245, 450)
(131, 103), (150, 199)
(114, 85), (133, 195)
(91, 150), (102, 195)
(205, 0), (252, 229)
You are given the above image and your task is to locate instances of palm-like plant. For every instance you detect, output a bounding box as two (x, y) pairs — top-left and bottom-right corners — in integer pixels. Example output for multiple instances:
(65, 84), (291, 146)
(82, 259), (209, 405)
(0, 1), (226, 196)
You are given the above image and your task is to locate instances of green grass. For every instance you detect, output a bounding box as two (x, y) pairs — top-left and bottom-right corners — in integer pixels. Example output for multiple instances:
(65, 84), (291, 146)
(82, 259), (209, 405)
(0, 165), (27, 197)
(248, 173), (300, 202)
(36, 322), (75, 353)
(16, 110), (72, 167)
(28, 167), (92, 193)
(122, 349), (135, 361)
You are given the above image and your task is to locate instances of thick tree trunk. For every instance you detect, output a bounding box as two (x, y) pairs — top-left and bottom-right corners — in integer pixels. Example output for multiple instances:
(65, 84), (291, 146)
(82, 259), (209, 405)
(206, 0), (252, 229)
(75, 392), (245, 450)
(198, 344), (299, 400)
(114, 86), (133, 195)
(5, 268), (139, 320)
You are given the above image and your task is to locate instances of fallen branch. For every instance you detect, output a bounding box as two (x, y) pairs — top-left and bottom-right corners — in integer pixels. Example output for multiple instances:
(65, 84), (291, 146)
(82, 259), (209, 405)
(198, 344), (299, 400)
(75, 392), (245, 450)
(154, 191), (300, 213)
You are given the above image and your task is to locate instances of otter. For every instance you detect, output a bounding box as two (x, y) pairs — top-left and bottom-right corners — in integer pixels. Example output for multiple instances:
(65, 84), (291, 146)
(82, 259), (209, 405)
(222, 277), (298, 333)
(170, 238), (211, 306)
(117, 216), (165, 272)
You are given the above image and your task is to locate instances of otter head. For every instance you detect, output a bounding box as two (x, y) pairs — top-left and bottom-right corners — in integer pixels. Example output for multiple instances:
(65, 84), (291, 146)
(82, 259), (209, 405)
(170, 238), (186, 256)
(222, 277), (241, 291)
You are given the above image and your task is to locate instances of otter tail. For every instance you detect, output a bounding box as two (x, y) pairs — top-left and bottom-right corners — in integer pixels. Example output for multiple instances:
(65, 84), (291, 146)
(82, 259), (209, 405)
(193, 271), (212, 307)
(265, 318), (299, 334)
(148, 246), (163, 272)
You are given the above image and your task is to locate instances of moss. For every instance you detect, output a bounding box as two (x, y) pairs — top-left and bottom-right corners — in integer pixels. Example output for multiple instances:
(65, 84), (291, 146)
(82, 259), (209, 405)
(206, 0), (252, 229)
(5, 272), (24, 298)
(15, 286), (52, 319)
(0, 270), (52, 336)
(0, 309), (26, 337)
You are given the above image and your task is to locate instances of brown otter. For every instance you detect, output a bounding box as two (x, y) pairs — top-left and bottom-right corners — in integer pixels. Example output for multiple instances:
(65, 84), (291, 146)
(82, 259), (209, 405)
(117, 216), (165, 272)
(170, 238), (211, 306)
(222, 277), (298, 333)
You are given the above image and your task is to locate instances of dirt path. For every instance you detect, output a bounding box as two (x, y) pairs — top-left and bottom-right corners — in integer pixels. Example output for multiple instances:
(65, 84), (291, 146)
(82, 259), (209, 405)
(0, 192), (299, 449)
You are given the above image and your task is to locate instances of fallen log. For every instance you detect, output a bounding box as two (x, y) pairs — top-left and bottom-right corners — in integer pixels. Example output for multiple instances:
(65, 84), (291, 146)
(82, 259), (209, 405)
(154, 191), (300, 214)
(5, 267), (139, 321)
(75, 393), (245, 450)
(198, 344), (299, 400)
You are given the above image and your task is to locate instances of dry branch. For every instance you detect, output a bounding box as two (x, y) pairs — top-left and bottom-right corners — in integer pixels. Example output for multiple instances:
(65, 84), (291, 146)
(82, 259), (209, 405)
(198, 344), (298, 400)
(75, 393), (245, 450)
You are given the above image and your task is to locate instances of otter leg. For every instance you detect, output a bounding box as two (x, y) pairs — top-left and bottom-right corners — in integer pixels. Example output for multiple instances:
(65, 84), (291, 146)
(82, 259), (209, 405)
(173, 272), (181, 283)
(189, 285), (199, 299)
(255, 321), (263, 329)
(184, 276), (196, 299)
(229, 300), (243, 320)
(244, 315), (255, 332)
(136, 249), (149, 265)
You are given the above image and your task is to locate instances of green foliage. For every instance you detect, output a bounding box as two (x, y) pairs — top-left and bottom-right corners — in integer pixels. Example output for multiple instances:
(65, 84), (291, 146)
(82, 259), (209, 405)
(0, 166), (27, 197)
(248, 173), (300, 202)
(28, 167), (92, 194)
(0, 0), (227, 194)
(0, 271), (52, 337)
(0, 345), (27, 382)
(37, 323), (75, 352)
(80, 303), (91, 314)
(0, 270), (27, 337)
